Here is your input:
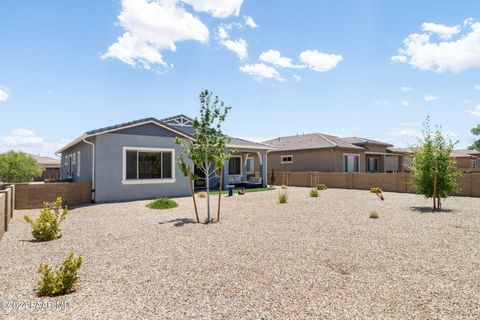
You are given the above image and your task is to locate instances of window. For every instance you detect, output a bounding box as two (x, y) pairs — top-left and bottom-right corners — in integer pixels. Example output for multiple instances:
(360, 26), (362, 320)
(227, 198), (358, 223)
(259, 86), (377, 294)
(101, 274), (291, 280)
(66, 154), (73, 178)
(229, 156), (241, 175)
(367, 157), (378, 173)
(344, 154), (359, 172)
(472, 160), (477, 168)
(281, 155), (293, 164)
(123, 147), (175, 184)
(77, 152), (81, 177)
(246, 157), (254, 173)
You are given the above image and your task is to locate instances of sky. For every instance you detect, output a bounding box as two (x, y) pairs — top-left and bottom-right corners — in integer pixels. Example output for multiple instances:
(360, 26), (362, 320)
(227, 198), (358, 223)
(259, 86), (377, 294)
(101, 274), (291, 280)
(1, 0), (480, 157)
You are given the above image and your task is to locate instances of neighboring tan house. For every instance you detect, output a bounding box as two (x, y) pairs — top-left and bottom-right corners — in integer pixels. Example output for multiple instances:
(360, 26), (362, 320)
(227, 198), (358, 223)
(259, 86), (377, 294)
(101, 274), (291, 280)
(263, 133), (407, 173)
(56, 115), (270, 203)
(386, 149), (480, 172)
(28, 153), (61, 181)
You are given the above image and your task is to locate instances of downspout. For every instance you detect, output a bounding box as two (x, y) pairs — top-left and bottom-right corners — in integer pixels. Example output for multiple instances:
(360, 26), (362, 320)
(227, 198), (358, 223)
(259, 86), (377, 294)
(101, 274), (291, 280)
(82, 137), (96, 203)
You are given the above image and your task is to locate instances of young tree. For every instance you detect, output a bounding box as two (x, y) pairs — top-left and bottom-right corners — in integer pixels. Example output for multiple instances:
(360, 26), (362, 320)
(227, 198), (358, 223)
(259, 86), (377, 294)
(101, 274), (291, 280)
(176, 90), (233, 223)
(0, 151), (44, 183)
(468, 124), (480, 151)
(410, 118), (461, 211)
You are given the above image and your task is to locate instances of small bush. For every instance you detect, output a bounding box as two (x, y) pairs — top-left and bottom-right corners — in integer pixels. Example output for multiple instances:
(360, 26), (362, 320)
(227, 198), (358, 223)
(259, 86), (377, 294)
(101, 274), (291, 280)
(197, 192), (207, 198)
(370, 187), (384, 200)
(369, 211), (379, 219)
(147, 197), (179, 209)
(309, 188), (319, 197)
(37, 252), (83, 297)
(24, 197), (68, 242)
(316, 184), (327, 190)
(278, 193), (288, 204)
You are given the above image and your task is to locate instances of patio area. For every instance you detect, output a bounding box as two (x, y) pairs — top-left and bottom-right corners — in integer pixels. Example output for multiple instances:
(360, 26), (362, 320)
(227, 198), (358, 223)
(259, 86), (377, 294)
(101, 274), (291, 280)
(0, 188), (479, 319)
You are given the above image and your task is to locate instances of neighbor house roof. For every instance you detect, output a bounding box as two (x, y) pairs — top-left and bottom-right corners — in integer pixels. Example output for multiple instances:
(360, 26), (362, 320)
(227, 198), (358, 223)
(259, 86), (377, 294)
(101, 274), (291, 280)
(57, 115), (270, 153)
(263, 133), (394, 152)
(27, 153), (61, 168)
(450, 150), (480, 158)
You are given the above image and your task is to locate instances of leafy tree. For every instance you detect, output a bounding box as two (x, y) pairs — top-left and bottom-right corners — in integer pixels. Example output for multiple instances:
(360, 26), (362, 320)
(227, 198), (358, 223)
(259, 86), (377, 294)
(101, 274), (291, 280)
(176, 90), (233, 223)
(468, 124), (480, 151)
(410, 118), (461, 210)
(0, 151), (43, 183)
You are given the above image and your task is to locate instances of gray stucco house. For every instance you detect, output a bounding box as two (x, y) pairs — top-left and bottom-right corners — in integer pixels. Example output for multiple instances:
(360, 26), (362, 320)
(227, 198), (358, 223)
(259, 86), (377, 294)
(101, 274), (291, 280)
(57, 115), (271, 203)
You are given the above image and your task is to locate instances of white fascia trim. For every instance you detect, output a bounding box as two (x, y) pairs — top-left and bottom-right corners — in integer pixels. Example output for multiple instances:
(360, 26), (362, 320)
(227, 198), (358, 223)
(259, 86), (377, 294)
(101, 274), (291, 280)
(57, 120), (194, 154)
(227, 144), (270, 150)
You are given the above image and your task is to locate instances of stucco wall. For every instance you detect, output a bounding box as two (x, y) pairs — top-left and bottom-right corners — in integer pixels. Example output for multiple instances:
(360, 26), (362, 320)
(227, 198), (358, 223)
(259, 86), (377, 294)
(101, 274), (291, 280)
(94, 133), (192, 202)
(61, 139), (94, 182)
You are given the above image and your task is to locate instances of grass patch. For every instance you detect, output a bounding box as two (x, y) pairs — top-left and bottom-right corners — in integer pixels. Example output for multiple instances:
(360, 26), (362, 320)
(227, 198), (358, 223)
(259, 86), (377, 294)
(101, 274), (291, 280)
(147, 198), (179, 210)
(202, 187), (275, 195)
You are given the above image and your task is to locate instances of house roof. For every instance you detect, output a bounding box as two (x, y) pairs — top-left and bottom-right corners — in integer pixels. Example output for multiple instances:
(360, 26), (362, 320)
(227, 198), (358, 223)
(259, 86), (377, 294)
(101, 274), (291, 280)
(450, 149), (480, 158)
(57, 114), (270, 153)
(27, 153), (61, 168)
(263, 133), (392, 152)
(342, 136), (393, 147)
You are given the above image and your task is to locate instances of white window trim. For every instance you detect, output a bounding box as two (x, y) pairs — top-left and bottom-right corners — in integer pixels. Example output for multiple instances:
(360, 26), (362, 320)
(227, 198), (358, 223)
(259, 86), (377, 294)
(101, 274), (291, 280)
(343, 153), (361, 173)
(228, 155), (243, 176)
(77, 151), (81, 177)
(280, 155), (293, 164)
(246, 157), (255, 174)
(122, 147), (176, 185)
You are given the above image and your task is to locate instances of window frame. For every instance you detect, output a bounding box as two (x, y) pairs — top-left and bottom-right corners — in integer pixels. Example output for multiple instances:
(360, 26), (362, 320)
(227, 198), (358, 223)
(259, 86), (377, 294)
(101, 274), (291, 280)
(122, 147), (176, 185)
(280, 155), (293, 164)
(343, 153), (360, 173)
(76, 151), (81, 177)
(471, 159), (477, 168)
(228, 155), (242, 175)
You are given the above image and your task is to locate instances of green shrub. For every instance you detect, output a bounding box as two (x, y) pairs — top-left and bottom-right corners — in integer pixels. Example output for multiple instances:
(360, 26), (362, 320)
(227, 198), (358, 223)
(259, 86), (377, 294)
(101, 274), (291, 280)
(24, 197), (68, 242)
(316, 183), (327, 190)
(37, 252), (83, 297)
(370, 187), (384, 200)
(369, 211), (379, 219)
(278, 193), (288, 204)
(309, 188), (319, 197)
(147, 197), (179, 209)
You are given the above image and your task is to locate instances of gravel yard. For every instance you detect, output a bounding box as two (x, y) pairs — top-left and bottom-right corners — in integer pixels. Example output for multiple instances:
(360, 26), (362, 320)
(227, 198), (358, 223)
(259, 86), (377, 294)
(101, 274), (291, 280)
(1, 187), (479, 319)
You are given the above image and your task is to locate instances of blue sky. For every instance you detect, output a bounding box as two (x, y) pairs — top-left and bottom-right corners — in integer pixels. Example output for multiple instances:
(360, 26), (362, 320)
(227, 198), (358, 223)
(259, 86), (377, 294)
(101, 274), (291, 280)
(1, 0), (480, 157)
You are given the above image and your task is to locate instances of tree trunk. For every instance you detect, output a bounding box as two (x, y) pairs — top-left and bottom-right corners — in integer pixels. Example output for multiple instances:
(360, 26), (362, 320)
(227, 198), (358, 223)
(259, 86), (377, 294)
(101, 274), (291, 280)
(205, 155), (211, 223)
(217, 167), (223, 223)
(433, 174), (438, 211)
(188, 171), (200, 223)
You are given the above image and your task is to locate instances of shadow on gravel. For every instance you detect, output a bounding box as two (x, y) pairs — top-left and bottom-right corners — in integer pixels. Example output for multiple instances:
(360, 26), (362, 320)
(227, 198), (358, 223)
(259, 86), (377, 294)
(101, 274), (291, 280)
(409, 206), (455, 213)
(159, 218), (196, 227)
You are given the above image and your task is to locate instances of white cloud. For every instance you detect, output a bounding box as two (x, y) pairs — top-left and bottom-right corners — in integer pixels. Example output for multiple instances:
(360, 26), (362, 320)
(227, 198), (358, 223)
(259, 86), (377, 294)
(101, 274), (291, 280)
(398, 121), (421, 127)
(260, 49), (302, 68)
(391, 55), (407, 63)
(462, 99), (471, 103)
(0, 86), (9, 102)
(401, 100), (410, 107)
(181, 0), (244, 18)
(475, 84), (480, 91)
(390, 128), (422, 138)
(221, 38), (247, 60)
(421, 22), (460, 40)
(102, 0), (210, 70)
(467, 104), (480, 116)
(239, 63), (285, 82)
(0, 129), (69, 157)
(217, 26), (229, 40)
(299, 50), (343, 72)
(244, 15), (258, 28)
(373, 98), (390, 108)
(391, 20), (480, 73)
(293, 75), (302, 82)
(423, 94), (439, 101)
(400, 86), (413, 92)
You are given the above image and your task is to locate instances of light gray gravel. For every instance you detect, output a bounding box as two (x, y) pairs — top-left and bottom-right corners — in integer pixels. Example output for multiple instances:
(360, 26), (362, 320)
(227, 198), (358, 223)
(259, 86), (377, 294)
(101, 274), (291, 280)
(0, 187), (479, 319)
